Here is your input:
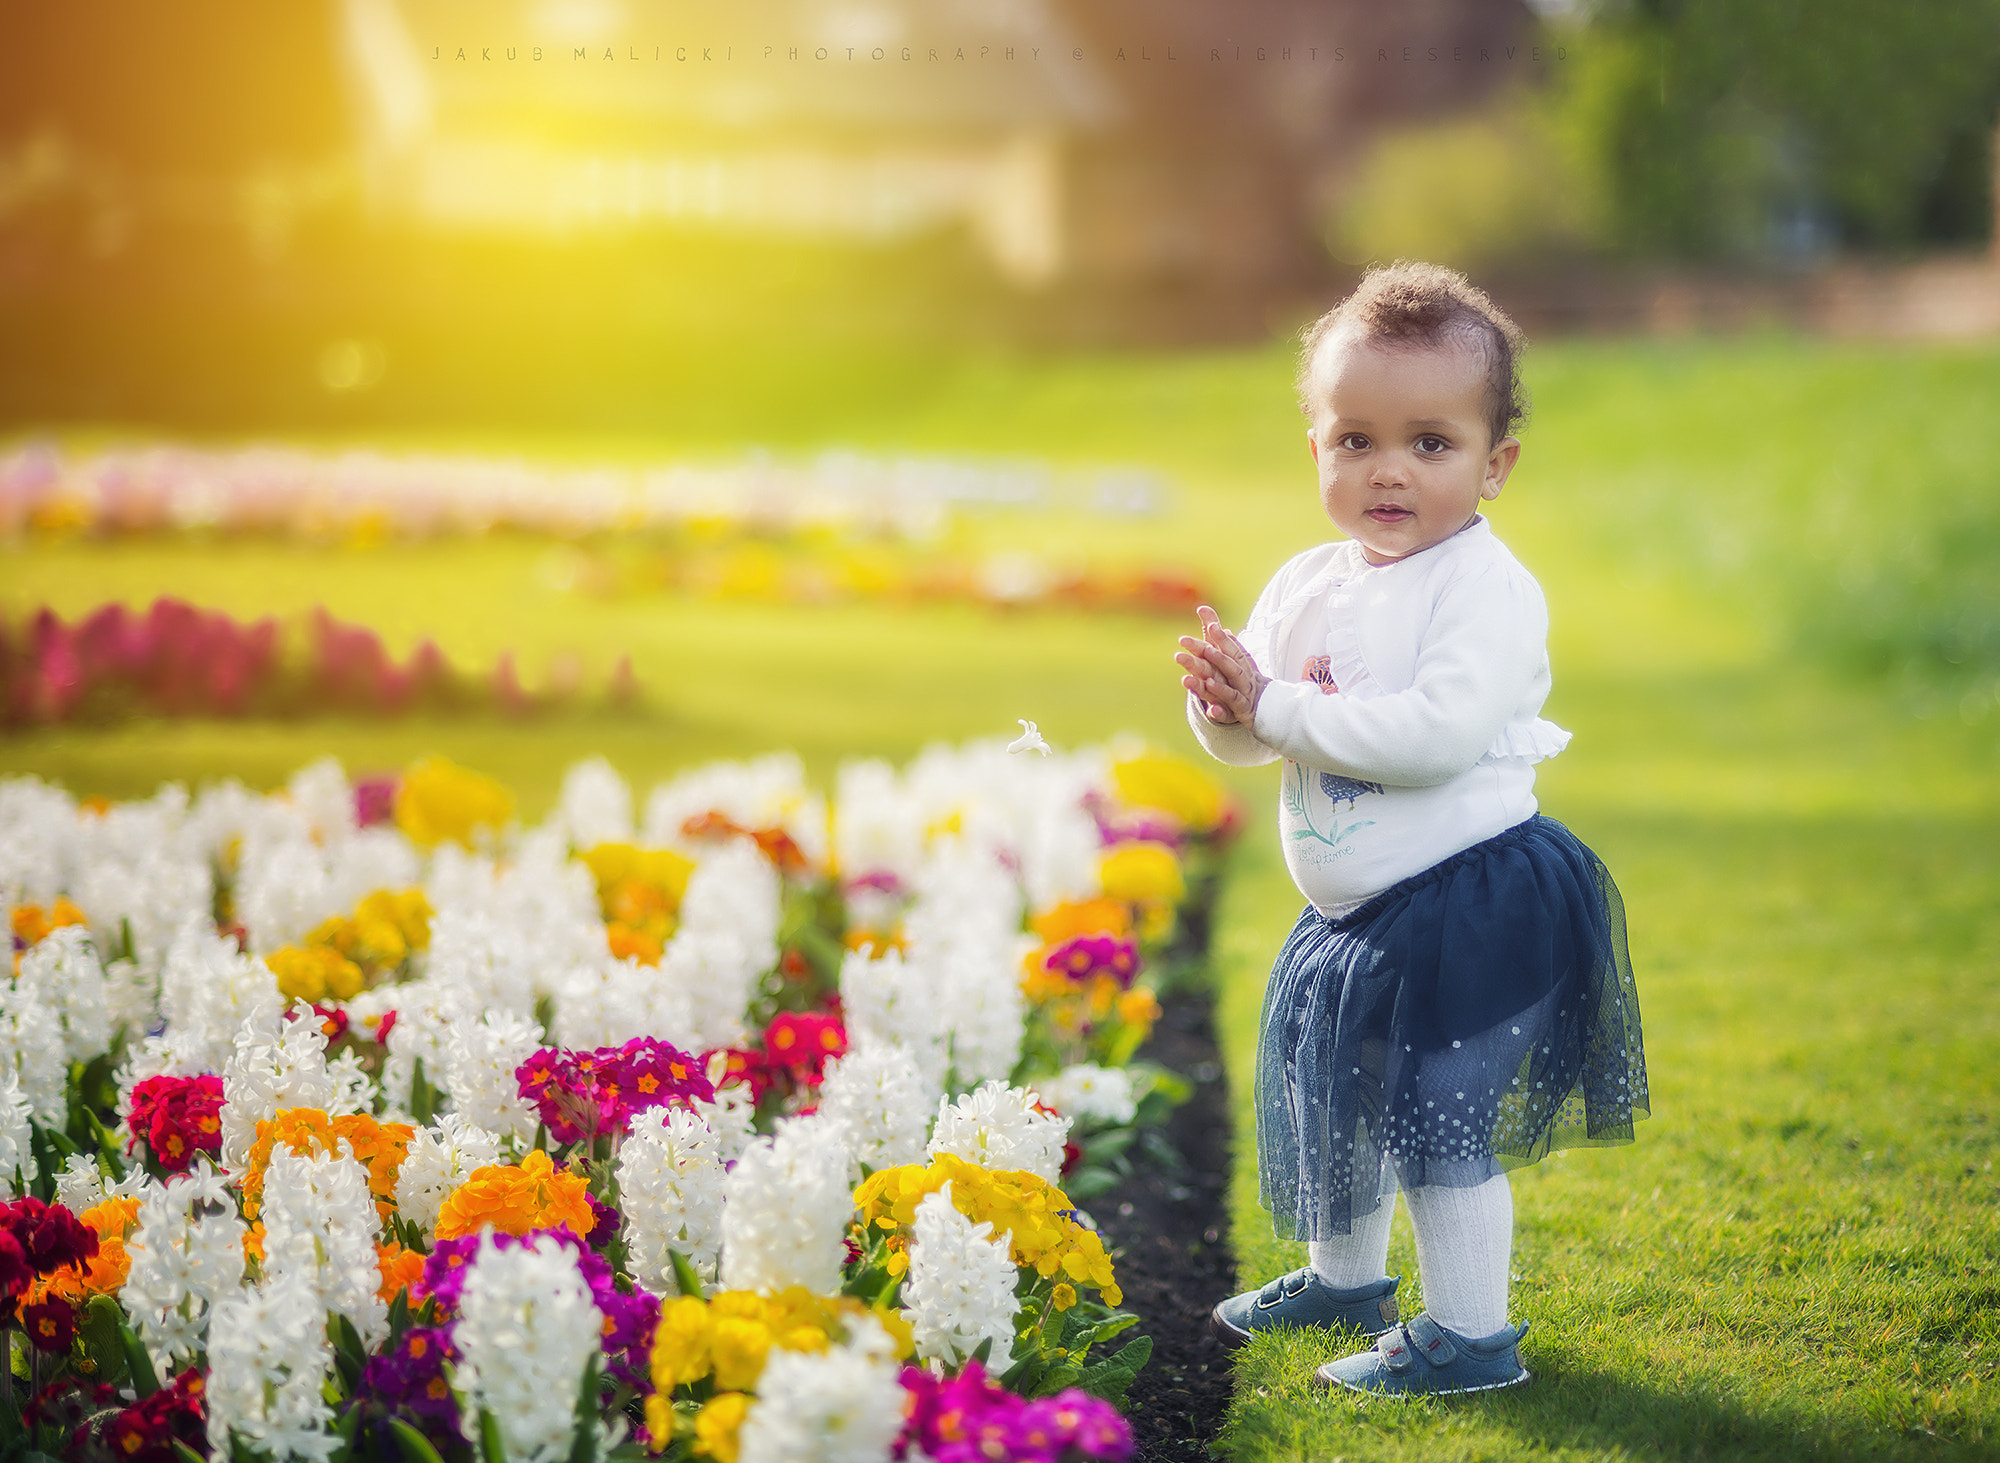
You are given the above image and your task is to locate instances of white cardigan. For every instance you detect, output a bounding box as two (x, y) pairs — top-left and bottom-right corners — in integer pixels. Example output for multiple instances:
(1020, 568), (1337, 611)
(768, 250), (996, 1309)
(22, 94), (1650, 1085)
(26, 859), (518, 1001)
(1188, 517), (1570, 913)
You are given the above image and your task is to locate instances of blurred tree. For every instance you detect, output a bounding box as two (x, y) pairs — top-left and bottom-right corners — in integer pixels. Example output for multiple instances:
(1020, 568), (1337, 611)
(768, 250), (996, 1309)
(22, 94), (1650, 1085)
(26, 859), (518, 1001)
(1591, 0), (2000, 257)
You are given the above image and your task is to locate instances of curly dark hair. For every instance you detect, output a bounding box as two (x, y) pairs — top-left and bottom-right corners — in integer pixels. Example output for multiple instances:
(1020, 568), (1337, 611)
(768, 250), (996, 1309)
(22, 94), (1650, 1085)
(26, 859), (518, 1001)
(1296, 260), (1528, 444)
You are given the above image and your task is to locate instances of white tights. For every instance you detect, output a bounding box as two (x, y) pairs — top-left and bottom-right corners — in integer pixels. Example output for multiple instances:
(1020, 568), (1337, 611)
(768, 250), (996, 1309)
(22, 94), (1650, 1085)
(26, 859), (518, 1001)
(1307, 1168), (1514, 1340)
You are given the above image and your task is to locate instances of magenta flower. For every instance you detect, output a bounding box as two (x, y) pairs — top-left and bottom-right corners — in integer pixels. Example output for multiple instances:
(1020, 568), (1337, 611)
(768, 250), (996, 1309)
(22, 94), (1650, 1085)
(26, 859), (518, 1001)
(517, 1037), (714, 1146)
(898, 1362), (1132, 1463)
(416, 1227), (661, 1387)
(1043, 933), (1141, 989)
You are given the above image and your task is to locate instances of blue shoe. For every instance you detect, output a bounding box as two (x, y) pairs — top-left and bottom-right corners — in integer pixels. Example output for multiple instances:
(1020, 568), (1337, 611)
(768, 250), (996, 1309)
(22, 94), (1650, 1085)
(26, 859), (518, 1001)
(1209, 1269), (1400, 1349)
(1314, 1312), (1531, 1396)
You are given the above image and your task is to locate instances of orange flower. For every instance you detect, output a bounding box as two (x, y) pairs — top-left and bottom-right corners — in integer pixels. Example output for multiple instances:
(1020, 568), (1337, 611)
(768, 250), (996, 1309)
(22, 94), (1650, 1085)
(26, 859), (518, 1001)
(9, 897), (89, 949)
(27, 1196), (141, 1304)
(1030, 898), (1130, 945)
(241, 1108), (413, 1225)
(434, 1149), (595, 1241)
(376, 1241), (427, 1301)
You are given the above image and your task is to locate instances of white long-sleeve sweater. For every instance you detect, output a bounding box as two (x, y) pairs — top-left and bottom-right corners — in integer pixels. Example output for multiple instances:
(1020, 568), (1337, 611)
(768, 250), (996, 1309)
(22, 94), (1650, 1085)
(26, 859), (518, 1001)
(1188, 517), (1570, 915)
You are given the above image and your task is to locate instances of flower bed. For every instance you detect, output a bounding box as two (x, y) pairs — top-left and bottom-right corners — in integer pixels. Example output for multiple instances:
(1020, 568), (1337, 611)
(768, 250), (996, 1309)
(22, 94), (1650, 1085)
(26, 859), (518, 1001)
(0, 736), (1237, 1460)
(1, 599), (638, 729)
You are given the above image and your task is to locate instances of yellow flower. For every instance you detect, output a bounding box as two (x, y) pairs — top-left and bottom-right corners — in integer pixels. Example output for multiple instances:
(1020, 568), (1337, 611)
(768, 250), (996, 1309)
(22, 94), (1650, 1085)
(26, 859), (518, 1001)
(264, 945), (364, 1003)
(854, 1154), (1122, 1307)
(1117, 987), (1162, 1034)
(694, 1392), (750, 1462)
(434, 1149), (595, 1240)
(582, 843), (695, 912)
(646, 1289), (874, 1399)
(1111, 752), (1226, 831)
(394, 757), (514, 848)
(1051, 1282), (1077, 1311)
(650, 1295), (714, 1394)
(1097, 842), (1185, 904)
(363, 887), (434, 950)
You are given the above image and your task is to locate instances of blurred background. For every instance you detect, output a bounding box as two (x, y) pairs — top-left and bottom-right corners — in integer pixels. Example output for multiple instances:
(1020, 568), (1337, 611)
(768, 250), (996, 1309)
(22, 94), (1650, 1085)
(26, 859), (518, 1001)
(2, 0), (1998, 802)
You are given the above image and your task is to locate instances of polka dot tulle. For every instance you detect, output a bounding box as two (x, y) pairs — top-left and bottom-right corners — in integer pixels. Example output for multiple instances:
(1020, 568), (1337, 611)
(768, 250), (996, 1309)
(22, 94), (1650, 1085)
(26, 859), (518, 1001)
(1255, 814), (1649, 1240)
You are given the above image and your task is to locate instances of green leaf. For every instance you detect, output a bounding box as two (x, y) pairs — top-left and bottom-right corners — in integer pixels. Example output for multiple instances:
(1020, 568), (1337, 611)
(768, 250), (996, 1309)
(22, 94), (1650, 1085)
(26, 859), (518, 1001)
(118, 1320), (161, 1399)
(411, 1057), (435, 1126)
(387, 1286), (411, 1341)
(387, 1417), (451, 1463)
(79, 1294), (131, 1387)
(171, 1442), (209, 1463)
(479, 1407), (508, 1463)
(568, 1354), (602, 1463)
(669, 1250), (706, 1299)
(1060, 1166), (1123, 1202)
(1075, 1334), (1152, 1406)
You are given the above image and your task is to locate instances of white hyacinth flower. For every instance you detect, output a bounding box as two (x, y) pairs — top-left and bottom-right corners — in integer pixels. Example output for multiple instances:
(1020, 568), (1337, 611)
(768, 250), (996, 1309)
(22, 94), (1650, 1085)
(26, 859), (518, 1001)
(815, 1045), (930, 1177)
(220, 1002), (360, 1169)
(438, 1010), (543, 1144)
(205, 1270), (338, 1463)
(927, 1079), (1071, 1185)
(453, 1232), (606, 1463)
(554, 756), (634, 847)
(53, 1150), (150, 1215)
(616, 1105), (728, 1287)
(1037, 1063), (1139, 1127)
(736, 1314), (906, 1463)
(157, 916), (284, 1075)
(258, 1145), (387, 1347)
(393, 1112), (504, 1240)
(838, 946), (948, 1097)
(13, 924), (111, 1063)
(691, 1079), (759, 1166)
(0, 1075), (34, 1197)
(904, 1182), (1022, 1368)
(122, 1163), (249, 1371)
(0, 978), (69, 1127)
(1007, 719), (1052, 756)
(719, 1120), (853, 1295)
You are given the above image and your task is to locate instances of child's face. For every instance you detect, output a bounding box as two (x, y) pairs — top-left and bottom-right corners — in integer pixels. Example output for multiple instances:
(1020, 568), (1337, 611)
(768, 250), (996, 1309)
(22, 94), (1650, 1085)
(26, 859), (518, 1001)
(1305, 328), (1520, 566)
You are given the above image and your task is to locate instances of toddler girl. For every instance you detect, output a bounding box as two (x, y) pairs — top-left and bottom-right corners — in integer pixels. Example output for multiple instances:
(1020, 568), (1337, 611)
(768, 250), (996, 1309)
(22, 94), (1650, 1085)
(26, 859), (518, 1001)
(1175, 262), (1647, 1396)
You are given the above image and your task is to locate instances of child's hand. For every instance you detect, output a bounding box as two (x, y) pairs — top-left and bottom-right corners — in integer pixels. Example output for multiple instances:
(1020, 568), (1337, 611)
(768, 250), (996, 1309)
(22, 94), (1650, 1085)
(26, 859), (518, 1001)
(1177, 605), (1270, 726)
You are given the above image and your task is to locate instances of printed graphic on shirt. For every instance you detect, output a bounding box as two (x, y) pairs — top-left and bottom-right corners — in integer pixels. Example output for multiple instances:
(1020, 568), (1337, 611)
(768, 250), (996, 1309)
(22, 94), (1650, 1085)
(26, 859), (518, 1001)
(1319, 771), (1384, 808)
(1282, 761), (1375, 860)
(1302, 654), (1338, 693)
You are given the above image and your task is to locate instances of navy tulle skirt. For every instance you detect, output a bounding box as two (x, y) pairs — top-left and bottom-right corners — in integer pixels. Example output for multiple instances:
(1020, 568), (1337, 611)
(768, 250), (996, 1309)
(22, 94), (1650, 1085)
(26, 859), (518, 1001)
(1255, 814), (1648, 1240)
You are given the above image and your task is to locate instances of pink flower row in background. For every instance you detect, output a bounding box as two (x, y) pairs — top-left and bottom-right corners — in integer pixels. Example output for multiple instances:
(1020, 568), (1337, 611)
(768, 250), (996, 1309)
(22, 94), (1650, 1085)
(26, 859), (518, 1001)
(0, 598), (637, 728)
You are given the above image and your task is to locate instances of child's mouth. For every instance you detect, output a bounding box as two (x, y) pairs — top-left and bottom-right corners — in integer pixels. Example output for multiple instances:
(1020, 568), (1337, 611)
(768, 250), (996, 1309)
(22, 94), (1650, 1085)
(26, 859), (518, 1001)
(1366, 506), (1414, 523)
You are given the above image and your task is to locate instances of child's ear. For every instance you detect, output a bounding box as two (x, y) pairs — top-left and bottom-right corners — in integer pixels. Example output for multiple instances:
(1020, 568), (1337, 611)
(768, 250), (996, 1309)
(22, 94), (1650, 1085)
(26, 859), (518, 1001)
(1307, 426), (1321, 467)
(1481, 436), (1521, 500)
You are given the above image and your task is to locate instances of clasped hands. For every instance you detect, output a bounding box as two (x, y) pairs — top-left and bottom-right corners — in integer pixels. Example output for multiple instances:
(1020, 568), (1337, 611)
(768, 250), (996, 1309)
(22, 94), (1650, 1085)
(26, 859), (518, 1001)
(1177, 605), (1270, 726)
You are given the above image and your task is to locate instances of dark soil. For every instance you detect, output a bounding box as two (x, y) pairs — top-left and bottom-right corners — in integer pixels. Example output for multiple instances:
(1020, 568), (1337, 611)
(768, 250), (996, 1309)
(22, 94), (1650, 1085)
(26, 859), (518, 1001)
(1093, 986), (1237, 1460)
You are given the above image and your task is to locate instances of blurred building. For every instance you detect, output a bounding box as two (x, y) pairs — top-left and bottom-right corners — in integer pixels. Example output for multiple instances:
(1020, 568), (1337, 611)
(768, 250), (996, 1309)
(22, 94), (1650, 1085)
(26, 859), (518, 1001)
(343, 0), (1536, 293)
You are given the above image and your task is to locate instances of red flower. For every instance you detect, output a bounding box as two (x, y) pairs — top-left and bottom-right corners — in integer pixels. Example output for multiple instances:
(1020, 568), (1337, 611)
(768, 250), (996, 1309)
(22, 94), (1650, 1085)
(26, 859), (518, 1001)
(93, 1366), (206, 1461)
(0, 1197), (98, 1280)
(762, 1011), (847, 1087)
(0, 1229), (29, 1300)
(125, 1074), (226, 1174)
(21, 1296), (73, 1353)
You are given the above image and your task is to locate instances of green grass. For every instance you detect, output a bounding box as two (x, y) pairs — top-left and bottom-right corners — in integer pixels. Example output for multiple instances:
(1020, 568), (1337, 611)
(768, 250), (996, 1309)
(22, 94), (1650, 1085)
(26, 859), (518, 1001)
(4, 334), (1999, 1457)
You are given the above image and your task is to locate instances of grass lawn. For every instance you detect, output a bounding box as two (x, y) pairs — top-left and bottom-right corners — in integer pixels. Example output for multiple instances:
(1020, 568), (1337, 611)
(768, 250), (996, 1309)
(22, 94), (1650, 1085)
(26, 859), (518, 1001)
(5, 335), (1999, 1458)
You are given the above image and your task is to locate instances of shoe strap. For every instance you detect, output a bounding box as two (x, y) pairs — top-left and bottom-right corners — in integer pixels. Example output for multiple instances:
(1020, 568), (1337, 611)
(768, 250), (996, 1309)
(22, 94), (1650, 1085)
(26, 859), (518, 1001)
(1257, 1268), (1312, 1307)
(1403, 1313), (1459, 1368)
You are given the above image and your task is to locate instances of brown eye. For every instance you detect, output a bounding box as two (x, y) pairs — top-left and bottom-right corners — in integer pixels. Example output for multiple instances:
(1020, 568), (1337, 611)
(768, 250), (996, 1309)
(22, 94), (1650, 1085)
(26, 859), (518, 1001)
(1416, 435), (1449, 454)
(1339, 433), (1370, 451)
